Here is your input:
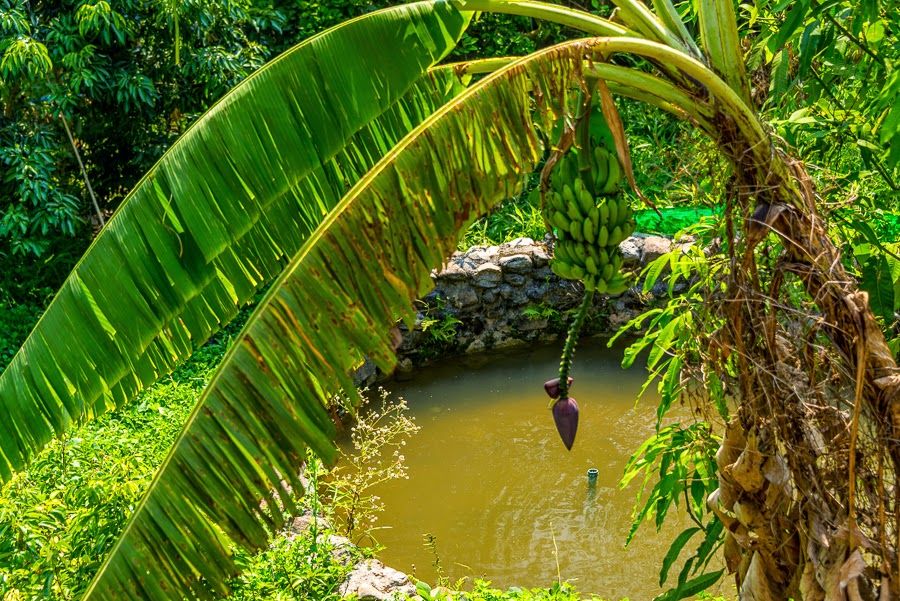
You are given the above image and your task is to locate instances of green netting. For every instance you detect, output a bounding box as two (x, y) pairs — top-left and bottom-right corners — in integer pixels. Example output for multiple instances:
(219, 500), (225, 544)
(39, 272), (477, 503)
(635, 206), (900, 241)
(634, 205), (719, 237)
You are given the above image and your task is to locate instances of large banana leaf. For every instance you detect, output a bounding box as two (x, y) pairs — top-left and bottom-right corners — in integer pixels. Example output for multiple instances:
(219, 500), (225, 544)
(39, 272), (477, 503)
(84, 39), (602, 601)
(0, 1), (472, 483)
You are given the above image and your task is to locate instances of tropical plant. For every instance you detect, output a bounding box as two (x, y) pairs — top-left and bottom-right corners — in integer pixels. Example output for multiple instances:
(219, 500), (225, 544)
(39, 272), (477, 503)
(1, 0), (899, 600)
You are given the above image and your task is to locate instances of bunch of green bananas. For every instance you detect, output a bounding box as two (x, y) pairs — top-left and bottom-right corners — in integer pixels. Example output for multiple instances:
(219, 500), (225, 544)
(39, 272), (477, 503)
(545, 146), (636, 295)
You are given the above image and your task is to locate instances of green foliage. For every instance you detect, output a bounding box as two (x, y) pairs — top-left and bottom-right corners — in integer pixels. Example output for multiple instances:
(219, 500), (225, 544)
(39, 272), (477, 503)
(413, 578), (730, 601)
(612, 219), (730, 601)
(226, 529), (363, 601)
(0, 2), (471, 489)
(0, 299), (255, 599)
(0, 356), (207, 600)
(0, 0), (287, 257)
(743, 0), (900, 188)
(0, 301), (41, 369)
(459, 188), (548, 249)
(421, 313), (464, 346)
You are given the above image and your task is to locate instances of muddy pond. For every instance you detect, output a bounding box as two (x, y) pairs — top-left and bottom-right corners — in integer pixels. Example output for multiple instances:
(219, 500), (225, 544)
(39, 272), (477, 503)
(353, 341), (699, 600)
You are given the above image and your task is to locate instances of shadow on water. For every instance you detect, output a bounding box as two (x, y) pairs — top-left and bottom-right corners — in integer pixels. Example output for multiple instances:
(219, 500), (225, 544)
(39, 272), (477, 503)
(357, 340), (693, 600)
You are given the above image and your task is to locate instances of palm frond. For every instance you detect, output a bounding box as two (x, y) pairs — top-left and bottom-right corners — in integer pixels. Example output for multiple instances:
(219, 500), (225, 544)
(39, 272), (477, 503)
(84, 38), (608, 601)
(0, 1), (472, 483)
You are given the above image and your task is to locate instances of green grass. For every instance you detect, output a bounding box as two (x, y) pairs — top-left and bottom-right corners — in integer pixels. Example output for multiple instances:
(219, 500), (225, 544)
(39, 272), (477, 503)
(0, 302), (252, 600)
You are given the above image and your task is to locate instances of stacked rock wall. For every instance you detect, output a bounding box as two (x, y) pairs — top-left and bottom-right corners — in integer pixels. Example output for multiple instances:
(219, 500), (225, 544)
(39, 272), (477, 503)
(384, 233), (689, 374)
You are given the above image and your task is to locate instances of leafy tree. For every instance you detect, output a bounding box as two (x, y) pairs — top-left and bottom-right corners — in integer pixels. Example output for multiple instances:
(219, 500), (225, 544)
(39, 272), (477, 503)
(2, 0), (900, 600)
(0, 0), (293, 258)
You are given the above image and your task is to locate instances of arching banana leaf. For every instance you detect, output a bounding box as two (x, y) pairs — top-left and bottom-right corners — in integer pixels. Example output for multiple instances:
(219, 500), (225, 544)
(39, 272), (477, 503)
(83, 39), (604, 601)
(0, 1), (473, 483)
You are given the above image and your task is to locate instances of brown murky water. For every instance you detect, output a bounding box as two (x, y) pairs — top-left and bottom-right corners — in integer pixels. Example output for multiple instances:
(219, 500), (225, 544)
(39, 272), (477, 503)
(364, 341), (696, 600)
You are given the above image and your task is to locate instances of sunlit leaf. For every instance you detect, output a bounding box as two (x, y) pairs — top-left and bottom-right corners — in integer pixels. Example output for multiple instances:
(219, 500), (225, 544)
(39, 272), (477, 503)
(0, 1), (472, 483)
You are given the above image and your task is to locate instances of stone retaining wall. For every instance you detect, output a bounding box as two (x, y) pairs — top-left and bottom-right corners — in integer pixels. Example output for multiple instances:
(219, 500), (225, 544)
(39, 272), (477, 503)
(353, 233), (691, 384)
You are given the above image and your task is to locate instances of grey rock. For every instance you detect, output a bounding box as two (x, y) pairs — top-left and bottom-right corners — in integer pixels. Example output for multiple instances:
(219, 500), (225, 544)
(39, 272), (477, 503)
(526, 282), (546, 301)
(482, 289), (498, 304)
(448, 285), (480, 309)
(545, 281), (582, 307)
(494, 335), (526, 349)
(675, 238), (696, 256)
(499, 237), (535, 257)
(352, 356), (377, 387)
(420, 291), (441, 307)
(472, 263), (502, 288)
(339, 559), (415, 601)
(641, 236), (672, 263)
(439, 261), (469, 282)
(533, 266), (553, 281)
(608, 311), (634, 330)
(499, 283), (529, 305)
(531, 245), (551, 267)
(467, 338), (487, 353)
(396, 357), (413, 373)
(518, 318), (549, 332)
(463, 249), (494, 270)
(651, 277), (670, 298)
(290, 511), (332, 537)
(499, 253), (533, 274)
(503, 273), (527, 286)
(619, 236), (644, 268)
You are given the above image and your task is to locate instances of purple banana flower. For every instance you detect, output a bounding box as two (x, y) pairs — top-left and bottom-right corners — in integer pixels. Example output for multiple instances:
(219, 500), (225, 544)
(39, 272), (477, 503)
(552, 396), (579, 451)
(544, 377), (574, 399)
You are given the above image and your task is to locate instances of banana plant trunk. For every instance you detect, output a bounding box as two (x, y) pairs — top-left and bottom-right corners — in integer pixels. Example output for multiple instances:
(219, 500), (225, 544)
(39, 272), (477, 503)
(710, 135), (900, 599)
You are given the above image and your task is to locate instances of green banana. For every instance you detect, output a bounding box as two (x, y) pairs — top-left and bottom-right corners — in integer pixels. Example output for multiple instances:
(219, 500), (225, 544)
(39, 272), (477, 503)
(601, 262), (613, 281)
(599, 248), (610, 267)
(594, 277), (608, 294)
(551, 260), (575, 280)
(609, 225), (623, 247)
(620, 197), (632, 226)
(550, 192), (566, 214)
(567, 201), (583, 222)
(597, 225), (609, 247)
(600, 153), (622, 195)
(598, 200), (609, 226)
(554, 241), (574, 265)
(558, 155), (574, 187)
(578, 187), (594, 216)
(573, 242), (588, 264)
(583, 217), (596, 245)
(593, 147), (609, 192)
(607, 196), (618, 226)
(551, 212), (571, 233)
(585, 255), (599, 275)
(573, 177), (585, 200)
(562, 183), (576, 207)
(606, 273), (632, 295)
(570, 264), (586, 279)
(570, 220), (584, 242)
